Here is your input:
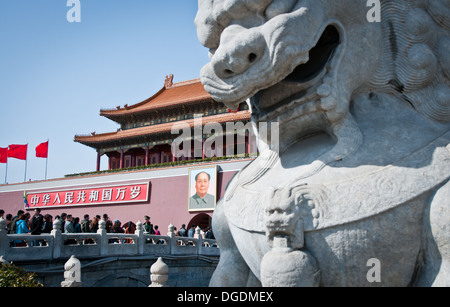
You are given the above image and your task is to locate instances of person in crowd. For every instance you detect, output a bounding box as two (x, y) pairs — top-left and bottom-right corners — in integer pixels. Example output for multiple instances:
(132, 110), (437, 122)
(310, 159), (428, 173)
(80, 214), (90, 233)
(29, 208), (44, 246)
(41, 214), (53, 233)
(73, 217), (81, 233)
(0, 209), (5, 231)
(24, 212), (31, 229)
(0, 210), (9, 232)
(107, 219), (122, 244)
(37, 213), (52, 247)
(124, 221), (136, 244)
(124, 221), (136, 234)
(63, 214), (76, 245)
(112, 220), (123, 233)
(154, 225), (161, 235)
(90, 216), (99, 233)
(143, 215), (154, 234)
(205, 227), (215, 239)
(188, 224), (196, 237)
(5, 214), (12, 232)
(64, 214), (75, 233)
(15, 213), (29, 234)
(14, 213), (30, 247)
(178, 224), (187, 237)
(0, 209), (7, 230)
(30, 208), (43, 235)
(9, 210), (24, 234)
(60, 213), (67, 233)
(103, 213), (112, 233)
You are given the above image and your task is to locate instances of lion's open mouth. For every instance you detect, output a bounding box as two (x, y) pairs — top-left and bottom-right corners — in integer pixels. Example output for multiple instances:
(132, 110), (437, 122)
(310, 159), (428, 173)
(285, 25), (340, 83)
(256, 25), (340, 112)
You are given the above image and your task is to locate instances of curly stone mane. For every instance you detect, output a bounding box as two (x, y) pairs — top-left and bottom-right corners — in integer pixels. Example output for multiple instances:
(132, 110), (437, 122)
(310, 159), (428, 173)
(373, 0), (450, 123)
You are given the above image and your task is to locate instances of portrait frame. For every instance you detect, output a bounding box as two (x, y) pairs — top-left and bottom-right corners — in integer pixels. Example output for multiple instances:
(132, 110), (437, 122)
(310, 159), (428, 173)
(188, 165), (217, 212)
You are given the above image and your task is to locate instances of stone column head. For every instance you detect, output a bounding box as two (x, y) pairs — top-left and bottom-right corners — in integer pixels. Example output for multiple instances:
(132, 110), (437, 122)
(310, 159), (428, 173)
(149, 257), (169, 287)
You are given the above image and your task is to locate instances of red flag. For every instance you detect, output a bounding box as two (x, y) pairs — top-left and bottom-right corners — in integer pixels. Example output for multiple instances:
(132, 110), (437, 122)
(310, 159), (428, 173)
(36, 141), (48, 158)
(0, 147), (7, 163)
(8, 144), (28, 160)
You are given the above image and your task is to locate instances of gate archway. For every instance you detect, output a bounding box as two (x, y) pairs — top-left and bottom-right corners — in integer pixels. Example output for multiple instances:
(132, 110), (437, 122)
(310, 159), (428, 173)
(187, 213), (212, 231)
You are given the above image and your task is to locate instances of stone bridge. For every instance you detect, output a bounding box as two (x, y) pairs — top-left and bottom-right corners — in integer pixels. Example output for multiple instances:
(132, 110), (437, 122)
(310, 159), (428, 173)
(0, 218), (219, 287)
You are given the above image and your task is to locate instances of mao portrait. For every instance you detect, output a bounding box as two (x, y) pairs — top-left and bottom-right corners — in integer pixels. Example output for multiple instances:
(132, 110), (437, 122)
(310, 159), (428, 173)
(188, 166), (217, 211)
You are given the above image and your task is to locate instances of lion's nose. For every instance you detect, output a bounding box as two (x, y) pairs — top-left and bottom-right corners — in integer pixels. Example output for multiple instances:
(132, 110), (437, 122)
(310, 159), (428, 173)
(211, 27), (265, 79)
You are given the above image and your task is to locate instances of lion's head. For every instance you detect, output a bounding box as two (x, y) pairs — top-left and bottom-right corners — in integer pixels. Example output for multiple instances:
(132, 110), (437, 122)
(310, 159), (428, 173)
(196, 0), (450, 157)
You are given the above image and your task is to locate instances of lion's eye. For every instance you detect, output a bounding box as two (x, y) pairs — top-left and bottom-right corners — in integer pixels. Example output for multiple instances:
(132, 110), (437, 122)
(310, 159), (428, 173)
(265, 0), (297, 20)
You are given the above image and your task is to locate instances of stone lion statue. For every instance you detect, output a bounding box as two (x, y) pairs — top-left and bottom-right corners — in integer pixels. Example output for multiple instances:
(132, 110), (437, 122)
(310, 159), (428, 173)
(195, 0), (450, 286)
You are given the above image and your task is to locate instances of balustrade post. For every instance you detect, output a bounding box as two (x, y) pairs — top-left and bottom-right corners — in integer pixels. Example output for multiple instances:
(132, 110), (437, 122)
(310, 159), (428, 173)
(135, 221), (143, 255)
(61, 255), (82, 287)
(51, 218), (62, 259)
(97, 219), (107, 256)
(0, 218), (6, 257)
(167, 223), (175, 253)
(194, 226), (202, 255)
(167, 223), (175, 238)
(194, 226), (202, 239)
(149, 257), (169, 287)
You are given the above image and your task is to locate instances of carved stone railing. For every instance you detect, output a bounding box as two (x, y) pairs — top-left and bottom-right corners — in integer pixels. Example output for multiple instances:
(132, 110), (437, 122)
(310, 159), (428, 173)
(0, 218), (219, 262)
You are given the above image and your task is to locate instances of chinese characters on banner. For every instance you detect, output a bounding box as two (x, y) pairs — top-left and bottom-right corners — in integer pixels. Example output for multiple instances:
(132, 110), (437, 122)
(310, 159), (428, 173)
(24, 182), (149, 209)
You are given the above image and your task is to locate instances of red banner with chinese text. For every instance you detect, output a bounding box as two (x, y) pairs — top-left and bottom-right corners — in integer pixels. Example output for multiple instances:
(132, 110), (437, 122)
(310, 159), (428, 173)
(24, 182), (149, 209)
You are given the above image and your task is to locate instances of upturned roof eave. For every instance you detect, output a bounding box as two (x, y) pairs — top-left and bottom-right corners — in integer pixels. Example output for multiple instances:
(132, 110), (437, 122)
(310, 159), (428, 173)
(74, 111), (251, 146)
(99, 78), (213, 121)
(100, 96), (214, 123)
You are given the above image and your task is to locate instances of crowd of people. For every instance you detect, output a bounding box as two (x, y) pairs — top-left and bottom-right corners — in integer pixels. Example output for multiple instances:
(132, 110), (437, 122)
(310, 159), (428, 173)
(0, 208), (215, 240)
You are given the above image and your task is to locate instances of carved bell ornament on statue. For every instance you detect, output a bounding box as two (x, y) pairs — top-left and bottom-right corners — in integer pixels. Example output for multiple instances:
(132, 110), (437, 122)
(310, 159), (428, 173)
(261, 236), (320, 287)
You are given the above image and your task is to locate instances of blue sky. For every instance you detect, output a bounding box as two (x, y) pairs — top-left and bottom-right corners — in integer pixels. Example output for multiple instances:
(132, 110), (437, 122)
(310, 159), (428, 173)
(0, 0), (210, 184)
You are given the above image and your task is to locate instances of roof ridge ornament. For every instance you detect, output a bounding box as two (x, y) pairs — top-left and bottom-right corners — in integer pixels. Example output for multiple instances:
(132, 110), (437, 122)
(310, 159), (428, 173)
(164, 74), (174, 88)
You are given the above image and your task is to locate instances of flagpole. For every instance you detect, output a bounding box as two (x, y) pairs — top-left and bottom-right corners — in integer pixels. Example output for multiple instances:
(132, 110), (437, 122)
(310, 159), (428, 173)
(45, 139), (49, 180)
(24, 143), (28, 182)
(45, 155), (48, 180)
(4, 159), (7, 184)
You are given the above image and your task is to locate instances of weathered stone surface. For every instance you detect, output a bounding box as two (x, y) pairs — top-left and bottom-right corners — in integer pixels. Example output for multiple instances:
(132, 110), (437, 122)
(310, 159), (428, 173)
(196, 0), (450, 287)
(61, 255), (82, 287)
(149, 257), (169, 287)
